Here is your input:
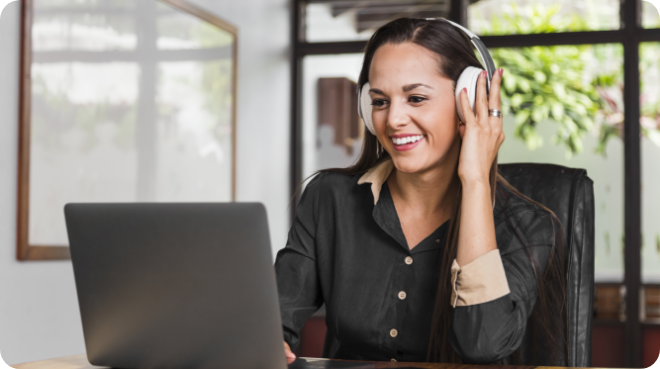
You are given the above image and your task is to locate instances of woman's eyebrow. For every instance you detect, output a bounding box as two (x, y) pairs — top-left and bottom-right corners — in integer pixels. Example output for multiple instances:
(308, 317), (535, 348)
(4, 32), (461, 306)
(369, 84), (433, 95)
(402, 83), (433, 92)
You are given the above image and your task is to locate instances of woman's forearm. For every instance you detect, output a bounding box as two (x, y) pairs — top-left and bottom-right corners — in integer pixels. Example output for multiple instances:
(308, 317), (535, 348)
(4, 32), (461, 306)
(456, 179), (497, 266)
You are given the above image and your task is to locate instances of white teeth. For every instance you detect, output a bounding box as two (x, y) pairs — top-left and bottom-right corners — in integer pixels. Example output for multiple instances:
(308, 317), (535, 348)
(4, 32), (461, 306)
(392, 135), (424, 146)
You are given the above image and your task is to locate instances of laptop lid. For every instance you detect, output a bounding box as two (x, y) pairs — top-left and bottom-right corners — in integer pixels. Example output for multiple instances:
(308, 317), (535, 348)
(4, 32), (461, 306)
(65, 203), (287, 369)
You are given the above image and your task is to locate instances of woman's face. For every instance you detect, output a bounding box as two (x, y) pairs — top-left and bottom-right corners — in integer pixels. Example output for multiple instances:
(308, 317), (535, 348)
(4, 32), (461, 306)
(368, 42), (460, 174)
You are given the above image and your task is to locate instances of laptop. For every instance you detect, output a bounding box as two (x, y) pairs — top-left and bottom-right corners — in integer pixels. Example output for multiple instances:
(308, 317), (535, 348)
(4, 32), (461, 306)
(65, 203), (287, 369)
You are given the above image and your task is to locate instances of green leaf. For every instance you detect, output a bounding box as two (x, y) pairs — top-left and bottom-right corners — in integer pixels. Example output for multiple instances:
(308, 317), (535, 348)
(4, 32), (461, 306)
(551, 102), (564, 121)
(503, 73), (516, 92)
(518, 79), (531, 93)
(511, 93), (524, 108)
(533, 70), (547, 83)
(532, 106), (545, 123)
(525, 130), (544, 150)
(515, 110), (530, 126)
(552, 82), (567, 99)
(533, 95), (545, 106)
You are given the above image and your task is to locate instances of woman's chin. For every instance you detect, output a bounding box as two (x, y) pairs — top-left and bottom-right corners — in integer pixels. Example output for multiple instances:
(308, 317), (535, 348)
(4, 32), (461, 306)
(391, 156), (430, 174)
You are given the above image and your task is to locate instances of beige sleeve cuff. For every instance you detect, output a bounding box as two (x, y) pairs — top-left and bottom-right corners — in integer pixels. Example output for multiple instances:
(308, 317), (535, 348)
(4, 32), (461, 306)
(450, 249), (510, 308)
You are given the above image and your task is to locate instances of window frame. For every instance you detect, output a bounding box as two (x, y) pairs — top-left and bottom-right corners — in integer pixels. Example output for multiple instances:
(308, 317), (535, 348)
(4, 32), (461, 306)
(289, 0), (659, 366)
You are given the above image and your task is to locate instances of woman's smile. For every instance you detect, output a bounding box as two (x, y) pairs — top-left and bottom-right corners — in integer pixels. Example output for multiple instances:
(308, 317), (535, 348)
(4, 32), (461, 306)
(390, 134), (426, 151)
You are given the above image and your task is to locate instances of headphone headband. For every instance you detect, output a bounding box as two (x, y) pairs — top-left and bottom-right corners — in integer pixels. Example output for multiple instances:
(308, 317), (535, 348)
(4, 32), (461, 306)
(428, 18), (495, 91)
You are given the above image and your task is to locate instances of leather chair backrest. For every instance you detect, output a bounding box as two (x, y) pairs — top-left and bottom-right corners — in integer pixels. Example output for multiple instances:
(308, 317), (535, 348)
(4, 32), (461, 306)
(499, 163), (595, 367)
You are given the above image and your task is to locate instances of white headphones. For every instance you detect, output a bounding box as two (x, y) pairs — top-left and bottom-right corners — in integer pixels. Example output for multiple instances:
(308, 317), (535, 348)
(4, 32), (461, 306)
(357, 18), (497, 135)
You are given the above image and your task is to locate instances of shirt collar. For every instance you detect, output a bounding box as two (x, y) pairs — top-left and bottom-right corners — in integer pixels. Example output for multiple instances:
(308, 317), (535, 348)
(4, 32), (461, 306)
(357, 158), (394, 205)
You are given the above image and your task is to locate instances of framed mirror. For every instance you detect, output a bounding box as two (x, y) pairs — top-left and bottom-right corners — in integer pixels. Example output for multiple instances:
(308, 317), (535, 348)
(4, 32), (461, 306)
(17, 0), (237, 260)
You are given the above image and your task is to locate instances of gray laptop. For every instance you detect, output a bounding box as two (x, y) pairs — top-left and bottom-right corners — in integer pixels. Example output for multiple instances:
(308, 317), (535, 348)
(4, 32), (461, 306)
(65, 203), (287, 369)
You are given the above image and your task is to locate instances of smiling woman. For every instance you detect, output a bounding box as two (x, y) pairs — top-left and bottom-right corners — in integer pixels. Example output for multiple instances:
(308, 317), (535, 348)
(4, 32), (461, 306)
(277, 17), (567, 365)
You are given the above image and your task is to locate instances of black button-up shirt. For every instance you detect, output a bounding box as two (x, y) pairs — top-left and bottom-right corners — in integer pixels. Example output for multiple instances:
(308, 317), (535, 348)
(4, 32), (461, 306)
(275, 159), (555, 364)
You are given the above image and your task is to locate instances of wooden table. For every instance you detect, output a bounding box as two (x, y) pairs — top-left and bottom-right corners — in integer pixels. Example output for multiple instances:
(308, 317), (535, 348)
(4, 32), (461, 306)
(11, 354), (590, 369)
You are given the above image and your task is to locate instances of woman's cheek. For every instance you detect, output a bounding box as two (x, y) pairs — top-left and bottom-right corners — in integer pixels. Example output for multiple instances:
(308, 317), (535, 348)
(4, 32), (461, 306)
(428, 122), (458, 154)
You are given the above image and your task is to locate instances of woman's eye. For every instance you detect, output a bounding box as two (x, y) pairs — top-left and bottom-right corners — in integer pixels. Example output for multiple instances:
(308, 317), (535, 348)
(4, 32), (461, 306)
(371, 99), (388, 108)
(409, 96), (427, 103)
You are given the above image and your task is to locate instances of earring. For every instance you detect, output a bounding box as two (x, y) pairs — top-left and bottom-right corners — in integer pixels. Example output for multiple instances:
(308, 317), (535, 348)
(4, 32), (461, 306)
(376, 140), (381, 157)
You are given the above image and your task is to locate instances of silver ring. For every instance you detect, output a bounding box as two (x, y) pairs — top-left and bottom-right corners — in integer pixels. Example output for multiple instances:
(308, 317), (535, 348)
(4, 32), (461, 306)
(489, 109), (502, 118)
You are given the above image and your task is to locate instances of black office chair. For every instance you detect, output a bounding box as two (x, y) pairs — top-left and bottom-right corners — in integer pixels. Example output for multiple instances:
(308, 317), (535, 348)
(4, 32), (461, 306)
(499, 163), (594, 367)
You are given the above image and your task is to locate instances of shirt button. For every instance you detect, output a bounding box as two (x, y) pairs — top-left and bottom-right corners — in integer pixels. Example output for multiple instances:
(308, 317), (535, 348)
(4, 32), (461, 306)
(391, 358), (397, 362)
(390, 328), (398, 337)
(435, 238), (441, 243)
(405, 256), (413, 265)
(398, 291), (407, 300)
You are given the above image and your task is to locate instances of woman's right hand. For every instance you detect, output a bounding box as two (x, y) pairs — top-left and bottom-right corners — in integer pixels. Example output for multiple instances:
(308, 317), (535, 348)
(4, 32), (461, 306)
(284, 341), (296, 363)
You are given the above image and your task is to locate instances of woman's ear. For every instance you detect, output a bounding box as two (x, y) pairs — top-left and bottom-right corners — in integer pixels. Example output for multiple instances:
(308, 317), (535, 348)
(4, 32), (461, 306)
(458, 118), (466, 139)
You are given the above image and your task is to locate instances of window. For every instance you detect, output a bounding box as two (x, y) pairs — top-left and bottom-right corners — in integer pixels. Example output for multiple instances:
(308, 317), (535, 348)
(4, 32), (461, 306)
(21, 0), (237, 259)
(468, 0), (620, 35)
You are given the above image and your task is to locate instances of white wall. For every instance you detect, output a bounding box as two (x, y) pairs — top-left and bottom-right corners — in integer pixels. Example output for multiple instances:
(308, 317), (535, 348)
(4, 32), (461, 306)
(0, 0), (291, 364)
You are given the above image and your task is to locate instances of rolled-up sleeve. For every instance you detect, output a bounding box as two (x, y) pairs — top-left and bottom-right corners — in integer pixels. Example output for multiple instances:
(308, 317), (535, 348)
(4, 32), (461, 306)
(274, 174), (324, 351)
(449, 211), (555, 364)
(450, 249), (510, 308)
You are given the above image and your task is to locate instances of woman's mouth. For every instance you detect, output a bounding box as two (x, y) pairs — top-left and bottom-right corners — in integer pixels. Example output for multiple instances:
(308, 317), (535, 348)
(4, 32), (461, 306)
(391, 135), (425, 151)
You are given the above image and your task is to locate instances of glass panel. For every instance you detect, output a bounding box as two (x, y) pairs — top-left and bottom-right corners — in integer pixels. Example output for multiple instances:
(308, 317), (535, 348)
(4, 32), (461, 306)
(156, 2), (233, 49)
(32, 0), (136, 51)
(29, 61), (140, 244)
(495, 43), (624, 281)
(301, 53), (364, 181)
(640, 42), (660, 283)
(642, 0), (660, 29)
(29, 0), (235, 246)
(468, 0), (620, 36)
(154, 59), (233, 201)
(304, 0), (450, 43)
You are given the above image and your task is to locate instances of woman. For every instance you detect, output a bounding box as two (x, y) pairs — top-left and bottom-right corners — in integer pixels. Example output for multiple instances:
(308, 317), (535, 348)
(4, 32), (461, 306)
(275, 18), (566, 365)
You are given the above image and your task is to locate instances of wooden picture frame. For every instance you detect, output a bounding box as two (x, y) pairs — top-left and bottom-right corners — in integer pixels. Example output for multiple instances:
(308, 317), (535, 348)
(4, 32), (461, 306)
(17, 0), (238, 260)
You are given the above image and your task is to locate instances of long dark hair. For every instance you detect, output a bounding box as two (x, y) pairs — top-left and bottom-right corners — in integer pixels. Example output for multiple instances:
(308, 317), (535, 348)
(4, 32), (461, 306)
(310, 18), (568, 365)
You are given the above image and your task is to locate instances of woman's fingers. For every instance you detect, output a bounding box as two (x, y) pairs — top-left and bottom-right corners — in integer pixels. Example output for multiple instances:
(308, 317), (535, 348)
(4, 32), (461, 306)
(488, 68), (505, 143)
(475, 70), (489, 123)
(489, 68), (503, 112)
(284, 341), (296, 360)
(460, 88), (477, 128)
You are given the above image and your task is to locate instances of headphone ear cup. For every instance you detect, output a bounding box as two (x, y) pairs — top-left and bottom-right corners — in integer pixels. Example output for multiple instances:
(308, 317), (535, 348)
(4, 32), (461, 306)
(358, 82), (376, 135)
(455, 66), (483, 124)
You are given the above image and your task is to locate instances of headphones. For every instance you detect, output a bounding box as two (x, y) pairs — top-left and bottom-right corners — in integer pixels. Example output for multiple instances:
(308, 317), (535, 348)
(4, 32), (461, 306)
(357, 18), (497, 135)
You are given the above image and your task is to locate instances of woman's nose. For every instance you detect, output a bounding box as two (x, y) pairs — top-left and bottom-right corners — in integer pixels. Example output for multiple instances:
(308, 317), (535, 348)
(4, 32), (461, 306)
(387, 100), (410, 130)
